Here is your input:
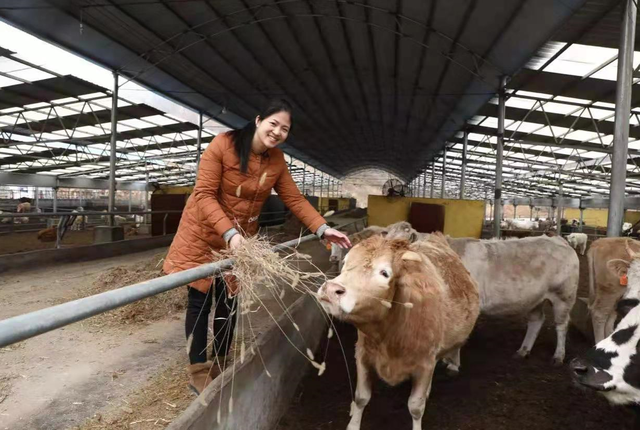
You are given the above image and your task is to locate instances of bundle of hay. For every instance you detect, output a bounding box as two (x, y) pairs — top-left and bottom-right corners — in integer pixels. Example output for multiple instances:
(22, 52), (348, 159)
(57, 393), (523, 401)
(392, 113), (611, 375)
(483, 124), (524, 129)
(212, 235), (328, 373)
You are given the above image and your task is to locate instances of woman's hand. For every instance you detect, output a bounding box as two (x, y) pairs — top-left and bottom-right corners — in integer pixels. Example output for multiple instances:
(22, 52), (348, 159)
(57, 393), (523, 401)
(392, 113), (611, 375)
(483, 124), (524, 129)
(323, 228), (352, 249)
(229, 234), (246, 250)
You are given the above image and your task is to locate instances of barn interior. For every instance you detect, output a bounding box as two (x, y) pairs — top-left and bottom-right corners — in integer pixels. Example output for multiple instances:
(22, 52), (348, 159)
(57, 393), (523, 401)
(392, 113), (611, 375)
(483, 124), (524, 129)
(1, 0), (640, 428)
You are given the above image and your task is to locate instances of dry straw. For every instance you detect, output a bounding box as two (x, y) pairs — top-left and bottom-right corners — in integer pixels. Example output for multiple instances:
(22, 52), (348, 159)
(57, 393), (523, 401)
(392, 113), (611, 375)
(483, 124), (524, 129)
(205, 233), (342, 422)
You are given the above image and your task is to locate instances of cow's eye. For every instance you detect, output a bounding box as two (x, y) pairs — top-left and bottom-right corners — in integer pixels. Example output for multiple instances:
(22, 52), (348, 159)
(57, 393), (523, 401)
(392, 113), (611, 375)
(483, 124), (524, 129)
(380, 270), (389, 278)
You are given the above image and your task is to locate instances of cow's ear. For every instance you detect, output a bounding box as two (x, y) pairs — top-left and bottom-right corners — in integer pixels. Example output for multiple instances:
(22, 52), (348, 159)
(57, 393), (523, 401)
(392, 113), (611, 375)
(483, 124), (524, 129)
(401, 251), (421, 262)
(409, 232), (418, 243)
(607, 259), (630, 278)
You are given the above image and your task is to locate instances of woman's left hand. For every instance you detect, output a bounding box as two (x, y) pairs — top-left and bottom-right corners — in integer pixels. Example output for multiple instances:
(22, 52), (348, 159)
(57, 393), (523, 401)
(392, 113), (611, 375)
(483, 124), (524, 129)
(323, 228), (352, 249)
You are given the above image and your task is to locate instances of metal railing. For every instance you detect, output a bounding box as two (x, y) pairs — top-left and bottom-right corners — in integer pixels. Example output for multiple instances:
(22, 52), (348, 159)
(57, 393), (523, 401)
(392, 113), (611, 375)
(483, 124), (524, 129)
(0, 217), (366, 348)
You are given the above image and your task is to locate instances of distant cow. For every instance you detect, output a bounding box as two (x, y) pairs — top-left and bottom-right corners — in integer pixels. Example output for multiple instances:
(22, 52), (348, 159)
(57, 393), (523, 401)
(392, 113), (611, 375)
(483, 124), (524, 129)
(623, 222), (633, 235)
(508, 219), (539, 230)
(588, 238), (640, 342)
(571, 241), (640, 416)
(566, 232), (588, 255)
(448, 236), (579, 365)
(16, 202), (31, 213)
(317, 234), (479, 430)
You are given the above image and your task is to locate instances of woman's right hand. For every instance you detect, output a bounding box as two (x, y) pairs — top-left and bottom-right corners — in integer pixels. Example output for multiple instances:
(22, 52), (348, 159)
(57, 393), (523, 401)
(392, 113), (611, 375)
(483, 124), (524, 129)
(229, 234), (246, 250)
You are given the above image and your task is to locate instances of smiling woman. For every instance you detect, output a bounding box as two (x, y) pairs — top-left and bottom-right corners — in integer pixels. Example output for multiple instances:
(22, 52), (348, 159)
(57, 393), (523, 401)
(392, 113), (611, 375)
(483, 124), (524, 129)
(162, 98), (351, 395)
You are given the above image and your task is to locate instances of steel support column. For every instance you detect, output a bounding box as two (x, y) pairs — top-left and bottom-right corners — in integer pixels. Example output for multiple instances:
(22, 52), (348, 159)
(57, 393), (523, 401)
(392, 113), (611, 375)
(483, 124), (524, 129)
(422, 171), (427, 198)
(312, 169), (316, 196)
(34, 187), (39, 211)
(108, 71), (119, 227)
(302, 163), (306, 194)
(145, 170), (150, 224)
(52, 187), (58, 213)
(607, 0), (637, 237)
(196, 112), (203, 174)
(558, 183), (564, 226)
(494, 76), (507, 238)
(460, 130), (468, 200)
(580, 207), (585, 232)
(430, 163), (435, 198)
(441, 148), (446, 199)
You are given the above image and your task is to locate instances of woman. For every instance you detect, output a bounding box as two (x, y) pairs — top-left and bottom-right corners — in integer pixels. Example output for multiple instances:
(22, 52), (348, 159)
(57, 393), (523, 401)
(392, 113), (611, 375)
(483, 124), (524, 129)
(163, 99), (351, 394)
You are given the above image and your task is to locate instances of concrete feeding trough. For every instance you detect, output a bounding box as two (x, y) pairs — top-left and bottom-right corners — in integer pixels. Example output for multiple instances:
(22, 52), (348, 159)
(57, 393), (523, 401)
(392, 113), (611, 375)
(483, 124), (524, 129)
(168, 294), (326, 430)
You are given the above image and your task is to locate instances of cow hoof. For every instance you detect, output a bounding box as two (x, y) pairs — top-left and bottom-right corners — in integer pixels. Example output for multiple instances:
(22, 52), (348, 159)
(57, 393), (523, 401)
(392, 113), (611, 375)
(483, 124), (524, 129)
(513, 350), (529, 360)
(552, 357), (564, 367)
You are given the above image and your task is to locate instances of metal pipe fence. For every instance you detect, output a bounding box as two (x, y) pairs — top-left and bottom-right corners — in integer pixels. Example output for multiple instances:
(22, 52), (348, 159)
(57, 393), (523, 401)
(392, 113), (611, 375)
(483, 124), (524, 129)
(0, 218), (366, 348)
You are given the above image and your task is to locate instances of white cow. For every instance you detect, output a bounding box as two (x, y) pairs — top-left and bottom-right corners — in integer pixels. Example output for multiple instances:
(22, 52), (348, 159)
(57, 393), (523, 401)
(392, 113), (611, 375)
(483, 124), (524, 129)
(447, 236), (579, 365)
(70, 207), (85, 231)
(566, 232), (588, 255)
(509, 219), (539, 230)
(623, 222), (633, 235)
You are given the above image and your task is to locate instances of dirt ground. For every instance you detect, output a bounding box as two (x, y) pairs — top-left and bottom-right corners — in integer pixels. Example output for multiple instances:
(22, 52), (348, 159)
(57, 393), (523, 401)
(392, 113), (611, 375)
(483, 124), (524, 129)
(0, 229), (151, 256)
(276, 318), (634, 430)
(0, 213), (359, 430)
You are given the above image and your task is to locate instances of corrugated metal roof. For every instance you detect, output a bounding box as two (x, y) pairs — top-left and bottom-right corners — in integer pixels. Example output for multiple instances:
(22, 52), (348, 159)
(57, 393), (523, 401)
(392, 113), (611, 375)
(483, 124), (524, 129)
(0, 0), (585, 180)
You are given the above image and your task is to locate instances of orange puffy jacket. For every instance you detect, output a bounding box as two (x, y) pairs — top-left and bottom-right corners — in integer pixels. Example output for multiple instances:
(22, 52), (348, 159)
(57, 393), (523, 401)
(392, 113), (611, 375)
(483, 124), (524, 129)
(163, 132), (326, 293)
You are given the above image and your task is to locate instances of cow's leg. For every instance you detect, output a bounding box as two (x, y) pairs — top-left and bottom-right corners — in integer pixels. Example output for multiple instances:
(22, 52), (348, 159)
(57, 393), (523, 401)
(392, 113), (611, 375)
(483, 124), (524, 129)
(441, 347), (461, 376)
(580, 242), (587, 256)
(591, 308), (608, 343)
(550, 296), (571, 365)
(515, 303), (545, 359)
(347, 348), (372, 430)
(408, 360), (436, 430)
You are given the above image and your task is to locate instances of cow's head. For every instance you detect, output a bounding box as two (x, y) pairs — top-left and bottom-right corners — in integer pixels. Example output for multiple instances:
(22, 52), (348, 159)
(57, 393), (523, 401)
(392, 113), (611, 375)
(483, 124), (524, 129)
(571, 240), (640, 404)
(317, 236), (425, 325)
(607, 240), (640, 318)
(386, 221), (419, 242)
(571, 306), (640, 405)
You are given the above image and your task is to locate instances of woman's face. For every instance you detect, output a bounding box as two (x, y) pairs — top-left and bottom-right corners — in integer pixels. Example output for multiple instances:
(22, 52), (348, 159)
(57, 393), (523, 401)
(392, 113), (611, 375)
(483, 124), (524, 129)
(255, 111), (291, 150)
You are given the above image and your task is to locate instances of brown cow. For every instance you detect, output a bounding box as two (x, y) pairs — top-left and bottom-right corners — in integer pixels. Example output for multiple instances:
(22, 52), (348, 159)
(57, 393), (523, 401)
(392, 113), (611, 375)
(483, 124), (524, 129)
(317, 233), (480, 430)
(588, 237), (640, 342)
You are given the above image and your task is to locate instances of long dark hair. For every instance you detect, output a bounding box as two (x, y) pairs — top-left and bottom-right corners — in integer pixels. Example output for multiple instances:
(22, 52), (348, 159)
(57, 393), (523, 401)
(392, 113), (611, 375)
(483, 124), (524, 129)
(228, 98), (293, 174)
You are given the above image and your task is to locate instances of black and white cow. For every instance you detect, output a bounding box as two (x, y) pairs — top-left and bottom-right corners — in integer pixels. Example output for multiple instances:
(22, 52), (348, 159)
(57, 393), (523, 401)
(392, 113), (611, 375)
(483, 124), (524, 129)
(571, 240), (640, 426)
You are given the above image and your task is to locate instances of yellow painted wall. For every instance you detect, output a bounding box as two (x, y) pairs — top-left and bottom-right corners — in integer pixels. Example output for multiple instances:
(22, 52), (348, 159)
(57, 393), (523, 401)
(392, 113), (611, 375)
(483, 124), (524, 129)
(563, 208), (640, 228)
(318, 197), (352, 213)
(367, 195), (484, 238)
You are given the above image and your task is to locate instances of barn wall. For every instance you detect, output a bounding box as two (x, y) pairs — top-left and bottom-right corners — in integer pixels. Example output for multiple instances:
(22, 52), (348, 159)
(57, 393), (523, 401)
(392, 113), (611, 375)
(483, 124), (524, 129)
(367, 196), (484, 238)
(317, 197), (355, 214)
(563, 208), (640, 227)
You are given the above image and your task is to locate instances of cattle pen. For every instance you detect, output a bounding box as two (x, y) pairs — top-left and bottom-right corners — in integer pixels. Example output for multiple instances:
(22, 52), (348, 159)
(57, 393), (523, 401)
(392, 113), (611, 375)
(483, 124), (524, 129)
(3, 0), (640, 429)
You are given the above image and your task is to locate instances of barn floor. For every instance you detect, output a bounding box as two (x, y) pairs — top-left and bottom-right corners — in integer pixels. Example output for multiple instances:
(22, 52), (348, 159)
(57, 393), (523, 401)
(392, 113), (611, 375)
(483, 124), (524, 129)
(276, 317), (634, 430)
(276, 240), (635, 430)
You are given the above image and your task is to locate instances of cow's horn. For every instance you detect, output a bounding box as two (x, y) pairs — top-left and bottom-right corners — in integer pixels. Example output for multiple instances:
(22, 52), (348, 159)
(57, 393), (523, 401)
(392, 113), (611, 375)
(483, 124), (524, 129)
(626, 240), (638, 259)
(401, 251), (421, 262)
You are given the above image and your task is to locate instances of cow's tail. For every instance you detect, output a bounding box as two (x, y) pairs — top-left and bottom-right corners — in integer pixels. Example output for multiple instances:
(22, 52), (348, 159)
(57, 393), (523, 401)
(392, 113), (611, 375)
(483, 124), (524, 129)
(587, 246), (596, 309)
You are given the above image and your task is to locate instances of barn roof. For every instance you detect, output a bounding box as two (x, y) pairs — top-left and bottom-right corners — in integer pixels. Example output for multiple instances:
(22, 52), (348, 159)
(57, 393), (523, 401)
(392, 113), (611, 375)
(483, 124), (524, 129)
(0, 0), (585, 183)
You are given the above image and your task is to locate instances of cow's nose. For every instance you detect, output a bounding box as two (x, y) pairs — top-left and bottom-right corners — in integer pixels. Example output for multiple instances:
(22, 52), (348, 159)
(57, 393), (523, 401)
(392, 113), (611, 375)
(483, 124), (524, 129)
(326, 282), (346, 297)
(570, 358), (588, 376)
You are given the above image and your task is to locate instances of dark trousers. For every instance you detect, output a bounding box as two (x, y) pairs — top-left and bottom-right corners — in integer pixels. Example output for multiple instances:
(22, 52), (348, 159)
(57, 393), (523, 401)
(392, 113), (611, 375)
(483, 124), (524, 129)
(185, 277), (238, 364)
